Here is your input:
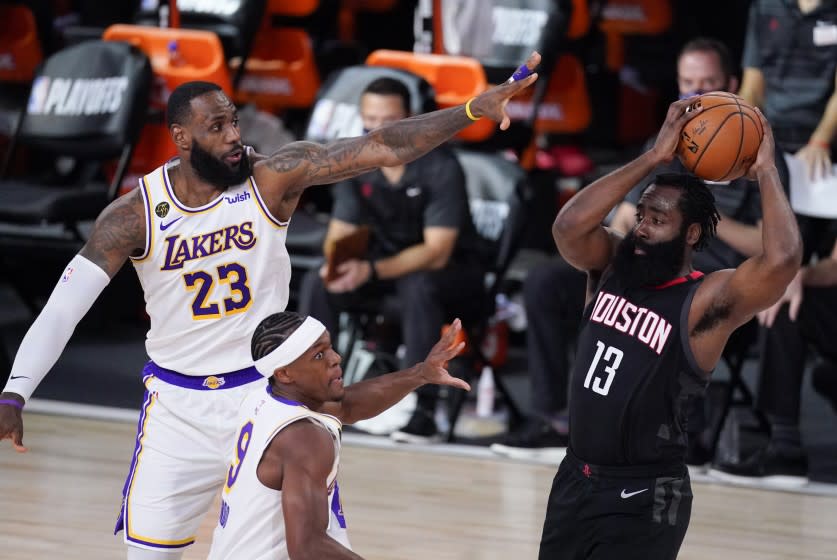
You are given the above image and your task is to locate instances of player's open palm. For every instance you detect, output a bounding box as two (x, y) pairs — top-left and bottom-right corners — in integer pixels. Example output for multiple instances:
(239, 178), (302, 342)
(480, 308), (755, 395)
(470, 52), (541, 131)
(418, 318), (470, 391)
(0, 401), (27, 453)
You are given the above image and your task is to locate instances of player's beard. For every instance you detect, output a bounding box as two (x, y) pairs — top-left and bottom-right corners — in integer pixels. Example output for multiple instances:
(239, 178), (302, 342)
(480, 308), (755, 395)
(612, 228), (688, 289)
(190, 139), (252, 189)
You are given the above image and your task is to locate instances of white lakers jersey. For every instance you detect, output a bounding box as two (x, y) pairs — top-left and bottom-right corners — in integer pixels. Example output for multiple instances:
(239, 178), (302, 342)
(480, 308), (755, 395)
(131, 156), (291, 374)
(208, 386), (349, 560)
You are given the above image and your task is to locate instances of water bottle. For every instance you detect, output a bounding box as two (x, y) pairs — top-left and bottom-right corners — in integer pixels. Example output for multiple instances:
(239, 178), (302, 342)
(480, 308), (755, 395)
(167, 40), (186, 68)
(476, 366), (495, 418)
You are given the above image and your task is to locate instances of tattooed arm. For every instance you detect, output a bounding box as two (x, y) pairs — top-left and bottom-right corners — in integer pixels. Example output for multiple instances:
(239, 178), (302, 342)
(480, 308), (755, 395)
(252, 52), (541, 220)
(0, 190), (146, 452)
(79, 188), (148, 275)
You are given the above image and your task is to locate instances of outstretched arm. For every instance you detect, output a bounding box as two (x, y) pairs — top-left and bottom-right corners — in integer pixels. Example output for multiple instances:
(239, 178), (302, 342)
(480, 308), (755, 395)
(319, 319), (468, 424)
(0, 189), (146, 452)
(251, 53), (541, 219)
(553, 98), (700, 273)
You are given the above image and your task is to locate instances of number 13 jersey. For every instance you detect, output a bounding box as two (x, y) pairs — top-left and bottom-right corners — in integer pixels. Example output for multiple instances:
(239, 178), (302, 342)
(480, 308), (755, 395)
(130, 157), (291, 375)
(569, 270), (709, 466)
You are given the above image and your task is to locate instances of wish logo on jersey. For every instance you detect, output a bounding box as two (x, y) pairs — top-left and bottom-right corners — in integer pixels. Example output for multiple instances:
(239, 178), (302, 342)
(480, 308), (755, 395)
(225, 191), (251, 205)
(161, 221), (257, 271)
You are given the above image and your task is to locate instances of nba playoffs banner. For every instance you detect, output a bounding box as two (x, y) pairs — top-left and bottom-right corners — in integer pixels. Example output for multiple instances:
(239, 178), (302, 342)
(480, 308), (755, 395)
(23, 41), (151, 144)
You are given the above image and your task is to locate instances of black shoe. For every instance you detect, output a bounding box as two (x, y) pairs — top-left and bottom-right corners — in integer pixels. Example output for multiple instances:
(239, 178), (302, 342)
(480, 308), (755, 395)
(709, 444), (808, 487)
(812, 361), (837, 414)
(390, 408), (440, 444)
(490, 418), (568, 461)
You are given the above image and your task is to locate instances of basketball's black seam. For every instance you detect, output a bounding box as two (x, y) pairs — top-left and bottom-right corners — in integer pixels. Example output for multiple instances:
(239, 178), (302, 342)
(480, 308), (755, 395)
(692, 109), (744, 180)
(721, 95), (745, 182)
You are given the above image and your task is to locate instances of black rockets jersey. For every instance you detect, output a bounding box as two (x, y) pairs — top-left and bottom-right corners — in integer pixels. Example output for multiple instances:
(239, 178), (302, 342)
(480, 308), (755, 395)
(568, 270), (709, 467)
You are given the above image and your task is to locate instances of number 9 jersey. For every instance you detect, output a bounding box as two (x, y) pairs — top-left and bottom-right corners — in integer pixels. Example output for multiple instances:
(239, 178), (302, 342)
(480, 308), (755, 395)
(130, 155), (291, 375)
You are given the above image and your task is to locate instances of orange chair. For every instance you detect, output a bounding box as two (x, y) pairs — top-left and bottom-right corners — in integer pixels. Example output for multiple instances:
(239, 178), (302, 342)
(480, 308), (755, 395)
(267, 0), (319, 17)
(231, 28), (320, 112)
(103, 24), (232, 192)
(598, 0), (673, 70)
(229, 0), (321, 112)
(0, 4), (43, 84)
(566, 0), (591, 40)
(365, 49), (492, 142)
(338, 0), (397, 42)
(596, 0), (673, 144)
(506, 54), (591, 136)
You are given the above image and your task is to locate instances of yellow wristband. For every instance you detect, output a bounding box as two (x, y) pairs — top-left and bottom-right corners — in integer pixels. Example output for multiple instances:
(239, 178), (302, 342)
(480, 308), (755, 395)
(465, 97), (481, 121)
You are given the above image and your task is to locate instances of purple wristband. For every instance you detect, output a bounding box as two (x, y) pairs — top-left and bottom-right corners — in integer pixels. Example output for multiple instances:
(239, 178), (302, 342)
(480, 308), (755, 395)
(508, 64), (533, 83)
(0, 399), (23, 409)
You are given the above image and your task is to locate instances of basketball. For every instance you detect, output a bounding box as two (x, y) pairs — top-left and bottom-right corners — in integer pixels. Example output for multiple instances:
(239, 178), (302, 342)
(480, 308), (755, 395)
(676, 92), (763, 182)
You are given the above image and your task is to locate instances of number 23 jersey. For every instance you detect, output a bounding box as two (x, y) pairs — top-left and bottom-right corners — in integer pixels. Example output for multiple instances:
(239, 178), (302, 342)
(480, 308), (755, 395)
(569, 270), (709, 466)
(130, 157), (291, 375)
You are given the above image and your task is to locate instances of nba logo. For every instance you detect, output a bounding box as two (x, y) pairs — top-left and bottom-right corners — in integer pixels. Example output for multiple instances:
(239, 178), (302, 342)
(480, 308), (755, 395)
(61, 266), (74, 283)
(27, 77), (50, 115)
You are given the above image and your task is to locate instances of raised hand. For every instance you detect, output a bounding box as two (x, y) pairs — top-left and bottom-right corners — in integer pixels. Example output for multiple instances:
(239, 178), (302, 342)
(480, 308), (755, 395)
(652, 98), (704, 163)
(0, 394), (27, 453)
(468, 51), (541, 131)
(418, 318), (470, 391)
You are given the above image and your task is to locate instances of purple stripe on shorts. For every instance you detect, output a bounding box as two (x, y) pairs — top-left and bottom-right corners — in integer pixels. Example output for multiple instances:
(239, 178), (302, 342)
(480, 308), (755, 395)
(114, 389), (154, 535)
(143, 361), (263, 391)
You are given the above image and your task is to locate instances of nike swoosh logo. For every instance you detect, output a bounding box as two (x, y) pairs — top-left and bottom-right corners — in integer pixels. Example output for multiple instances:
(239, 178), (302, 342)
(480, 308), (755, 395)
(620, 488), (649, 499)
(9, 375), (29, 380)
(160, 216), (183, 231)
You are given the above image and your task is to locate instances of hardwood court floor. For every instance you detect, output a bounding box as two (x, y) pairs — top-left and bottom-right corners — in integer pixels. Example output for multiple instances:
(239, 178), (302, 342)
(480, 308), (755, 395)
(1, 413), (836, 560)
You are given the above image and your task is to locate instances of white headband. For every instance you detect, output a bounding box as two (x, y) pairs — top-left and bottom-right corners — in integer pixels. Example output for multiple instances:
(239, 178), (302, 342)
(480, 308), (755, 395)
(255, 317), (327, 377)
